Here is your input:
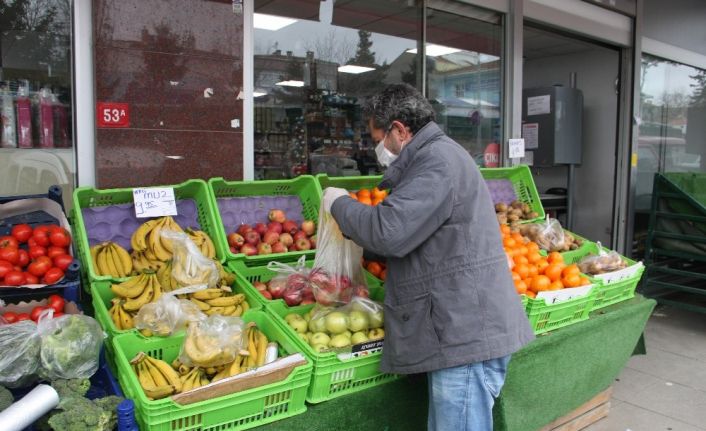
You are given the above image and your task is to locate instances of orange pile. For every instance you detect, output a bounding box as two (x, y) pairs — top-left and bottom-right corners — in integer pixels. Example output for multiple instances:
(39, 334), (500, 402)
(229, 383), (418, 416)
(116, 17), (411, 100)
(350, 187), (387, 206)
(500, 224), (590, 298)
(364, 260), (387, 281)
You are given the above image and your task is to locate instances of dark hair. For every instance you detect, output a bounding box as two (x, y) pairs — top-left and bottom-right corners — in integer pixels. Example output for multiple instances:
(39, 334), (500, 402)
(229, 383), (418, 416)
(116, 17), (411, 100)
(362, 83), (435, 134)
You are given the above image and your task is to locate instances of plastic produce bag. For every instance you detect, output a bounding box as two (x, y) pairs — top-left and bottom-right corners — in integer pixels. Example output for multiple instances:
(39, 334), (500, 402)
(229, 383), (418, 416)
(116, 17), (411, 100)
(307, 297), (385, 351)
(310, 210), (368, 306)
(517, 216), (565, 251)
(179, 314), (247, 368)
(578, 242), (628, 275)
(162, 230), (219, 288)
(266, 256), (314, 306)
(38, 314), (104, 380)
(134, 284), (207, 336)
(0, 321), (41, 388)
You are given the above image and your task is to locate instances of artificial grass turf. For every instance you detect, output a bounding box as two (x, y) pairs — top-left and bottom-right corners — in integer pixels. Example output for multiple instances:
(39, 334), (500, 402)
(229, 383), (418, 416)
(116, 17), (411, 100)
(253, 295), (656, 431)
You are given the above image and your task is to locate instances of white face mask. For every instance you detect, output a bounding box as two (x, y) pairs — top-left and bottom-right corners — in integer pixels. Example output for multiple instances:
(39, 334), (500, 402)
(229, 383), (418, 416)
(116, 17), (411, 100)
(375, 133), (398, 167)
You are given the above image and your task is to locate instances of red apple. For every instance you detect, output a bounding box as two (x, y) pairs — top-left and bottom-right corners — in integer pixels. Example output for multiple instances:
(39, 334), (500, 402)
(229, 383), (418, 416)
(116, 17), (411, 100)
(295, 238), (311, 251)
(271, 242), (288, 254)
(261, 290), (273, 300)
(257, 242), (272, 255)
(228, 232), (245, 247)
(237, 224), (252, 235)
(254, 223), (268, 237)
(282, 220), (298, 235)
(267, 221), (283, 234)
(268, 209), (286, 223)
(263, 231), (280, 245)
(244, 230), (260, 246)
(301, 220), (316, 236)
(230, 246), (239, 254)
(300, 298), (316, 305)
(293, 231), (308, 242)
(309, 234), (317, 249)
(241, 243), (258, 256)
(279, 233), (294, 247)
(253, 281), (267, 292)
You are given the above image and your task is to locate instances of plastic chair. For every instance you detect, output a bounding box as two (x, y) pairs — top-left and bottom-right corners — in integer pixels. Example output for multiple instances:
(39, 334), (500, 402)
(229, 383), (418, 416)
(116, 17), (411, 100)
(1, 150), (71, 195)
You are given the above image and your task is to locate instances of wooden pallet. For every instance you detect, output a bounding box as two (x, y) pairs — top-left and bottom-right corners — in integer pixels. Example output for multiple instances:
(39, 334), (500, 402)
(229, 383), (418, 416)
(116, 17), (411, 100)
(539, 387), (612, 431)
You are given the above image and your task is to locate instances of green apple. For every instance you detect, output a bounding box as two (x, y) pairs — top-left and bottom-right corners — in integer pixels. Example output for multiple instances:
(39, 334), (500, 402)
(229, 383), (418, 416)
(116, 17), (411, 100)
(325, 311), (350, 335)
(328, 334), (351, 348)
(348, 310), (369, 332)
(368, 328), (385, 340)
(351, 331), (369, 345)
(285, 313), (302, 324)
(297, 332), (309, 343)
(289, 318), (308, 334)
(311, 343), (328, 353)
(368, 310), (384, 329)
(309, 332), (331, 346)
(308, 316), (326, 333)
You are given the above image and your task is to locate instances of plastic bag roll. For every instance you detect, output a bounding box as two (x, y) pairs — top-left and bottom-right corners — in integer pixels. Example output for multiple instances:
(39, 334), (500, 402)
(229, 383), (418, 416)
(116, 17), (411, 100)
(0, 384), (59, 431)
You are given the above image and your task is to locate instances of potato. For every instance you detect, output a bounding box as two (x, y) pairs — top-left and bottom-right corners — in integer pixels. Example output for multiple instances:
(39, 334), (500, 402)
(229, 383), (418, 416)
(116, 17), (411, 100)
(497, 214), (508, 224)
(495, 203), (508, 213)
(521, 203), (531, 214)
(507, 214), (520, 222)
(511, 200), (523, 209)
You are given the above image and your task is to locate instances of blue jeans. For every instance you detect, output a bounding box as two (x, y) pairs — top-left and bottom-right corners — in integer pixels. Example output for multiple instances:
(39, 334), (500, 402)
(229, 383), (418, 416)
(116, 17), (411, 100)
(427, 355), (511, 431)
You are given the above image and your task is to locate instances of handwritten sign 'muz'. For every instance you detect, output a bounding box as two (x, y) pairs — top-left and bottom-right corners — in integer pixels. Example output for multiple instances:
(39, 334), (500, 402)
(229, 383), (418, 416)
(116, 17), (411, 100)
(133, 187), (178, 218)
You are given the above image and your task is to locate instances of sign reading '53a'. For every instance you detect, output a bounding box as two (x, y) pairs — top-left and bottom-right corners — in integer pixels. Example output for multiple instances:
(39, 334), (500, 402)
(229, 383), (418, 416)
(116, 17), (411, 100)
(96, 102), (130, 128)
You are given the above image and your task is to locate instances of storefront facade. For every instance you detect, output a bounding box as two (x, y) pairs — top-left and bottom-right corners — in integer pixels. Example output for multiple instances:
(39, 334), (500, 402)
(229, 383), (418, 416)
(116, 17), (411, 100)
(1, 0), (705, 257)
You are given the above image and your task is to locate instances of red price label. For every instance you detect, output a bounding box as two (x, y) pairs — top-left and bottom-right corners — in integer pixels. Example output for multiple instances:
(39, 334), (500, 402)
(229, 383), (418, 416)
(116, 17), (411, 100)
(96, 102), (130, 128)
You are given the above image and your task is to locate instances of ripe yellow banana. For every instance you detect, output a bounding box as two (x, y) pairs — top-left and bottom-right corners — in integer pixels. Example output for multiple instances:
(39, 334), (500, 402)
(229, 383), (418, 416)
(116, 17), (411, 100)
(205, 294), (244, 307)
(111, 273), (147, 298)
(241, 301), (249, 314)
(144, 355), (183, 392)
(246, 325), (258, 368)
(149, 218), (172, 261)
(109, 300), (122, 329)
(143, 359), (169, 387)
(131, 219), (157, 253)
(190, 298), (211, 311)
(144, 384), (175, 400)
(191, 289), (225, 301)
(135, 360), (156, 389)
(183, 335), (222, 367)
(256, 330), (268, 367)
(118, 305), (134, 330)
(90, 244), (100, 273)
(229, 355), (242, 377)
(122, 279), (154, 311)
(110, 242), (133, 276)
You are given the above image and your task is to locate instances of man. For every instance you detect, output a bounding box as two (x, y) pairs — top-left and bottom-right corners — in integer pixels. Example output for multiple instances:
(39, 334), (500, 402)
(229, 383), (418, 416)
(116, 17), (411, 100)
(322, 84), (535, 431)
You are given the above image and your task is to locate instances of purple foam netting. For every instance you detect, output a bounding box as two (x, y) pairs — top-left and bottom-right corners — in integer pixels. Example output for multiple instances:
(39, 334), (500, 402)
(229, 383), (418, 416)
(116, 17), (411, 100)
(217, 196), (304, 231)
(485, 179), (517, 205)
(81, 200), (200, 251)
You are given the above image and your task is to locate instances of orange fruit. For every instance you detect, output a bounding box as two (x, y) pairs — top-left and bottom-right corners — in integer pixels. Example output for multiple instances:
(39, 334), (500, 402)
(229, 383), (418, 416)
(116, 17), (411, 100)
(562, 274), (582, 288)
(512, 233), (525, 245)
(530, 275), (552, 292)
(516, 245), (529, 257)
(527, 264), (539, 278)
(500, 224), (511, 235)
(562, 264), (580, 278)
(511, 272), (522, 283)
(536, 259), (550, 274)
(527, 251), (542, 264)
(549, 280), (564, 291)
(358, 196), (373, 205)
(579, 277), (591, 286)
(514, 280), (528, 294)
(349, 191), (357, 199)
(514, 263), (530, 280)
(357, 189), (371, 198)
(366, 262), (383, 278)
(372, 198), (383, 206)
(379, 269), (387, 281)
(372, 187), (386, 198)
(503, 237), (517, 248)
(513, 255), (529, 266)
(548, 252), (564, 264)
(526, 290), (537, 299)
(526, 242), (540, 253)
(544, 263), (566, 282)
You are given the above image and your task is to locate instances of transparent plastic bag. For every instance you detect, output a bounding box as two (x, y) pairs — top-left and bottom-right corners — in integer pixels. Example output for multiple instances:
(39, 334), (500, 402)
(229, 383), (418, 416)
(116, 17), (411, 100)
(266, 256), (314, 306)
(162, 230), (219, 288)
(179, 314), (247, 368)
(518, 216), (565, 252)
(578, 242), (628, 275)
(134, 284), (207, 336)
(305, 297), (385, 352)
(38, 314), (104, 380)
(0, 320), (41, 388)
(310, 210), (368, 306)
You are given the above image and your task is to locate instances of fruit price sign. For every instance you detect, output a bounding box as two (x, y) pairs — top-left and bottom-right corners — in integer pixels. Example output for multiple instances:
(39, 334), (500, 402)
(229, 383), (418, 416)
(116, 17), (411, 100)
(133, 187), (178, 218)
(96, 102), (130, 128)
(537, 285), (593, 305)
(337, 339), (384, 360)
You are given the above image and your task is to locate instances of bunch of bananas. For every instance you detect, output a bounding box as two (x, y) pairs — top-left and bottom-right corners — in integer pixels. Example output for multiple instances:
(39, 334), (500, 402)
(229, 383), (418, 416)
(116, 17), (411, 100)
(108, 272), (163, 330)
(131, 216), (183, 262)
(91, 241), (133, 278)
(131, 352), (183, 400)
(188, 289), (249, 317)
(186, 228), (216, 259)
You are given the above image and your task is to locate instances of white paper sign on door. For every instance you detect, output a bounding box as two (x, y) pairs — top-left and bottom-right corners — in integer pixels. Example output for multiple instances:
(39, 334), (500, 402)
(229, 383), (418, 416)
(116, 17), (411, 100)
(527, 95), (551, 116)
(509, 139), (525, 159)
(133, 187), (178, 218)
(522, 123), (539, 149)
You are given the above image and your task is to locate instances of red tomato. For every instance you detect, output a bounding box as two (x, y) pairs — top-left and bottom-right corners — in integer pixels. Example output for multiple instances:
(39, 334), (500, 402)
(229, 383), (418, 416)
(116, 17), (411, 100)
(30, 306), (45, 322)
(24, 273), (39, 284)
(2, 312), (18, 323)
(11, 224), (33, 243)
(32, 230), (50, 247)
(27, 237), (37, 248)
(28, 258), (52, 277)
(52, 311), (64, 318)
(43, 267), (64, 285)
(0, 235), (19, 249)
(4, 271), (26, 286)
(47, 246), (67, 259)
(33, 225), (50, 235)
(0, 260), (12, 278)
(16, 313), (31, 321)
(0, 246), (19, 265)
(47, 294), (65, 312)
(52, 254), (73, 271)
(49, 229), (71, 248)
(28, 246), (47, 259)
(17, 249), (29, 268)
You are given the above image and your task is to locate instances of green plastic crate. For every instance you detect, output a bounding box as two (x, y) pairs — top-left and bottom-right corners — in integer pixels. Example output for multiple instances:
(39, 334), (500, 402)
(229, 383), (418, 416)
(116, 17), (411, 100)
(208, 176), (321, 267)
(525, 287), (597, 335)
(73, 179), (224, 285)
(557, 230), (593, 263)
(563, 242), (645, 311)
(112, 310), (312, 431)
(264, 287), (400, 403)
(316, 174), (384, 193)
(480, 165), (545, 223)
(92, 271), (262, 373)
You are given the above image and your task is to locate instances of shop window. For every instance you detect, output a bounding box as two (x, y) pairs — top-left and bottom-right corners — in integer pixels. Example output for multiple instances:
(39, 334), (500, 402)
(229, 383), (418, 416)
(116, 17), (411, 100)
(0, 0), (74, 206)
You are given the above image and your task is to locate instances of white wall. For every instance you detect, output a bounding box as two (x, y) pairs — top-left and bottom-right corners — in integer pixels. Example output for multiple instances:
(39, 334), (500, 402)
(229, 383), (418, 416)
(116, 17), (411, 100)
(523, 48), (620, 245)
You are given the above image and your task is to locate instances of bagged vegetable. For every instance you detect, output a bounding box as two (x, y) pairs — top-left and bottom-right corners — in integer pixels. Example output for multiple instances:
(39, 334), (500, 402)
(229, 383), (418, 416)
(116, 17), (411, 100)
(162, 230), (219, 288)
(310, 209), (368, 306)
(266, 256), (314, 306)
(304, 297), (385, 352)
(134, 284), (207, 336)
(0, 320), (41, 388)
(517, 216), (581, 252)
(179, 314), (247, 368)
(38, 314), (104, 380)
(578, 242), (628, 275)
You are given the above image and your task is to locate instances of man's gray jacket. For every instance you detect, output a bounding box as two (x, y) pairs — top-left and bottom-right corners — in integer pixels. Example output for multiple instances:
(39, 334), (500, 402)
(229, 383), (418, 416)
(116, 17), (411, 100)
(331, 121), (535, 374)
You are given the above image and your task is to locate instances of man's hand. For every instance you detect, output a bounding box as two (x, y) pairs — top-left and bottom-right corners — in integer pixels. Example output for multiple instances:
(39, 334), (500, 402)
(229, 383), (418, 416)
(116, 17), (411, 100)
(323, 187), (349, 212)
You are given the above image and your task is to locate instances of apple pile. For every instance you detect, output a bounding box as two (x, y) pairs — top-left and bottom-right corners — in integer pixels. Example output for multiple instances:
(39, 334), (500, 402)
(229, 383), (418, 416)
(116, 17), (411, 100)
(283, 304), (384, 353)
(227, 209), (317, 256)
(252, 270), (368, 307)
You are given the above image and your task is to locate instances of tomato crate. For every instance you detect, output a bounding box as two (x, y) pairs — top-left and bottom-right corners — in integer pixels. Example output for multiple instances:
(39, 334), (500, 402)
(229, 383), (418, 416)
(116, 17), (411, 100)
(562, 242), (645, 311)
(91, 272), (262, 373)
(264, 286), (400, 404)
(111, 310), (312, 431)
(207, 176), (321, 267)
(315, 174), (384, 193)
(480, 165), (545, 223)
(525, 286), (597, 334)
(72, 179), (224, 285)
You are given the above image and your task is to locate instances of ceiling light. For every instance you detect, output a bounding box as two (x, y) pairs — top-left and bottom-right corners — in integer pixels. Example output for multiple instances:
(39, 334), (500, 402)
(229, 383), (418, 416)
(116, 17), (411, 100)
(254, 13), (297, 31)
(338, 65), (375, 74)
(407, 44), (462, 57)
(275, 80), (305, 87)
(253, 91), (267, 97)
